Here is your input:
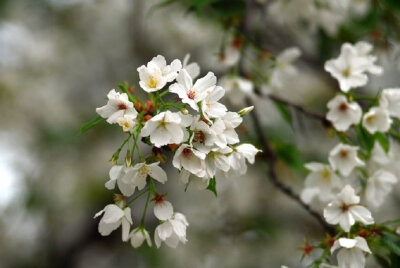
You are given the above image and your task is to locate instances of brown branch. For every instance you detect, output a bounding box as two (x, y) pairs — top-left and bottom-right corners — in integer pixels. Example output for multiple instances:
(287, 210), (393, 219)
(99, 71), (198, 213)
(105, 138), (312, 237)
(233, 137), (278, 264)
(245, 97), (336, 235)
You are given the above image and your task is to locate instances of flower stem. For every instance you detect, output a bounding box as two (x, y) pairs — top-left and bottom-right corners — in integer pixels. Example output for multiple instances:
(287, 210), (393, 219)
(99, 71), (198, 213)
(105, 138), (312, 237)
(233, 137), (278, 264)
(140, 179), (153, 226)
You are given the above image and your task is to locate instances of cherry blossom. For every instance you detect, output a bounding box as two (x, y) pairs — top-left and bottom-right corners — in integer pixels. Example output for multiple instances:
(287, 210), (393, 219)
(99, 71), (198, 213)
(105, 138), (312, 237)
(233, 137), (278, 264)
(94, 204), (133, 241)
(328, 143), (364, 176)
(362, 105), (392, 134)
(130, 227), (152, 248)
(154, 212), (189, 248)
(326, 94), (362, 131)
(303, 162), (342, 202)
(96, 89), (138, 124)
(169, 69), (217, 111)
(137, 55), (181, 92)
(324, 185), (374, 232)
(365, 169), (397, 208)
(331, 236), (371, 268)
(141, 111), (189, 147)
(380, 88), (400, 118)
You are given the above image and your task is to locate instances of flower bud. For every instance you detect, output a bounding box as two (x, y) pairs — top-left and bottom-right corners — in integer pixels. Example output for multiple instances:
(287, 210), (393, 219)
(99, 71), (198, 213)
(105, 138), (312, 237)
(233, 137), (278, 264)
(232, 37), (243, 49)
(109, 148), (122, 164)
(144, 114), (153, 121)
(238, 106), (254, 116)
(145, 100), (154, 114)
(134, 101), (143, 112)
(113, 194), (126, 206)
(125, 150), (132, 167)
(181, 108), (189, 115)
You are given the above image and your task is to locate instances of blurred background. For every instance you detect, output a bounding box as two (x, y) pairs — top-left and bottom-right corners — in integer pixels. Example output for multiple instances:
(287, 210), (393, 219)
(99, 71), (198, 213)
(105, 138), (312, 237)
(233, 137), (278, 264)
(1, 0), (400, 267)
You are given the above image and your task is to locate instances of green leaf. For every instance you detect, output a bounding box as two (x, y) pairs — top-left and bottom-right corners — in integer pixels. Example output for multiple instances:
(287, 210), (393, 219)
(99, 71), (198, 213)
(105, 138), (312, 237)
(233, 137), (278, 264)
(382, 232), (400, 256)
(374, 254), (391, 268)
(383, 0), (400, 9)
(80, 116), (104, 134)
(274, 101), (292, 126)
(206, 177), (217, 197)
(375, 132), (390, 153)
(356, 124), (375, 152)
(274, 141), (303, 170)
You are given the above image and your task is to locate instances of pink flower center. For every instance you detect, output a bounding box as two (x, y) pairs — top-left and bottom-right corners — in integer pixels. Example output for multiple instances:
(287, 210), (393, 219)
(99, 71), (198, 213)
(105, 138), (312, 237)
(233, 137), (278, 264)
(341, 203), (349, 212)
(188, 90), (196, 100)
(118, 103), (127, 110)
(193, 131), (205, 143)
(154, 194), (164, 204)
(339, 102), (348, 111)
(182, 148), (193, 158)
(339, 150), (348, 158)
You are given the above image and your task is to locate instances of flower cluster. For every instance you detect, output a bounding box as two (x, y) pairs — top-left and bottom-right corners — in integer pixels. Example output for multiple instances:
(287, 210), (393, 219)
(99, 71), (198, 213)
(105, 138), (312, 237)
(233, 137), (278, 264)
(300, 42), (399, 267)
(93, 55), (260, 248)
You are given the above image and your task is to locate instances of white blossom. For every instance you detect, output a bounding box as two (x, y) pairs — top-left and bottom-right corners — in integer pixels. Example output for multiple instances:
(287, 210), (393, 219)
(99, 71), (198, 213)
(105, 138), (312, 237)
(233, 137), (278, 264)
(380, 88), (400, 118)
(201, 86), (227, 119)
(204, 147), (232, 179)
(365, 169), (397, 208)
(182, 54), (200, 79)
(96, 89), (138, 124)
(170, 69), (217, 111)
(94, 204), (133, 241)
(303, 163), (342, 202)
(190, 119), (218, 153)
(325, 43), (381, 92)
(172, 144), (206, 177)
(141, 111), (189, 147)
(105, 165), (136, 197)
(219, 44), (240, 68)
(353, 41), (383, 75)
(213, 112), (243, 147)
(331, 236), (371, 268)
(329, 143), (364, 176)
(229, 144), (261, 175)
(124, 162), (167, 191)
(362, 105), (392, 134)
(270, 47), (301, 88)
(324, 185), (374, 232)
(137, 55), (181, 92)
(154, 199), (174, 221)
(130, 227), (152, 248)
(220, 76), (254, 106)
(117, 114), (136, 132)
(326, 94), (362, 131)
(154, 212), (189, 248)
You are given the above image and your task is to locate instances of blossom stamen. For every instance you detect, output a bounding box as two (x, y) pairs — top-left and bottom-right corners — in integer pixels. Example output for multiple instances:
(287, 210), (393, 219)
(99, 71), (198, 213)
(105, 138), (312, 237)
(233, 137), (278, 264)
(118, 103), (128, 110)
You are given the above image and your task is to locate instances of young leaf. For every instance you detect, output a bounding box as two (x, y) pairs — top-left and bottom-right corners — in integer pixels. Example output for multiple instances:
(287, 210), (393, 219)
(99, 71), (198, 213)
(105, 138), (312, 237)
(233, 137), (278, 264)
(375, 132), (390, 153)
(206, 177), (217, 197)
(356, 124), (375, 152)
(80, 116), (104, 134)
(382, 232), (400, 256)
(274, 101), (292, 126)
